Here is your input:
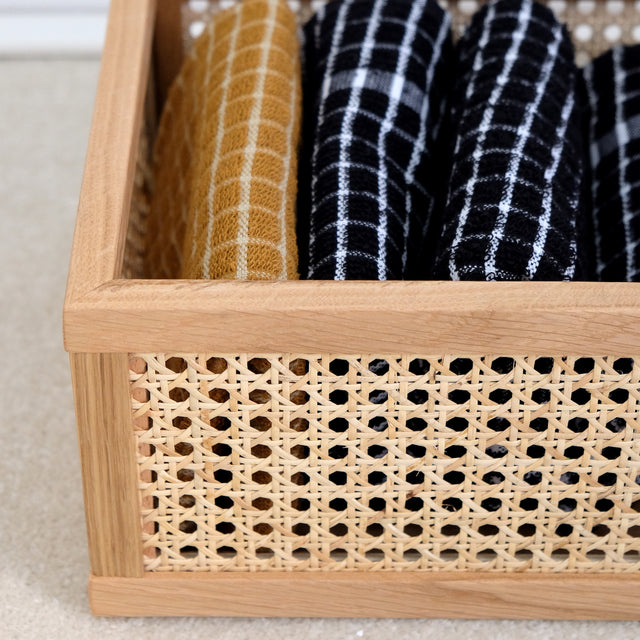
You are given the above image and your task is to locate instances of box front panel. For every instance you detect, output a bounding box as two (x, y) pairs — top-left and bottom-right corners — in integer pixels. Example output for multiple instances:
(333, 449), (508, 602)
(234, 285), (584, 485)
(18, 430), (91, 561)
(131, 353), (640, 572)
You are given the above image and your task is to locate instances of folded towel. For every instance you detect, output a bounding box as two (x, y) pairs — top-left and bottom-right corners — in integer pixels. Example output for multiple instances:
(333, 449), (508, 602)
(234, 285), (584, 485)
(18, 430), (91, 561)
(145, 0), (301, 280)
(298, 0), (453, 280)
(584, 45), (640, 282)
(431, 0), (589, 281)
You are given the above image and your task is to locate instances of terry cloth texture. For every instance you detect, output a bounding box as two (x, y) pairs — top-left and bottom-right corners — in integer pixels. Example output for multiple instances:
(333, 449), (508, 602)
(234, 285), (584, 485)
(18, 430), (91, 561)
(298, 0), (453, 280)
(584, 45), (640, 282)
(145, 0), (301, 280)
(431, 0), (589, 281)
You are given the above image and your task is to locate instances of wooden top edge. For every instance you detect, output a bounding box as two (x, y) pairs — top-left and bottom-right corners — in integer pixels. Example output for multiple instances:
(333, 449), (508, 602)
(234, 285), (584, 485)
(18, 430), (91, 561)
(64, 279), (640, 354)
(80, 277), (640, 299)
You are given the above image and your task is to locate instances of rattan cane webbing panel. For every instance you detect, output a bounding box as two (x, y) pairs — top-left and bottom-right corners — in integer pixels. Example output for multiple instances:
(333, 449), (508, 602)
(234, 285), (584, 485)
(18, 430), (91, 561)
(182, 0), (640, 66)
(131, 354), (640, 572)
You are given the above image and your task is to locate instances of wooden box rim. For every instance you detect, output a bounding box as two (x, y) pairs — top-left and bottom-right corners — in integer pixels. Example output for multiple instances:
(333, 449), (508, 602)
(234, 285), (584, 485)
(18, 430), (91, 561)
(63, 0), (640, 355)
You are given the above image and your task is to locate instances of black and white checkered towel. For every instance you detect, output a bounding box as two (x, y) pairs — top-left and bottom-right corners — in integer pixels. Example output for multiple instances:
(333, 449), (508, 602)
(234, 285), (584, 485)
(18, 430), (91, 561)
(431, 0), (589, 281)
(298, 0), (453, 280)
(584, 45), (640, 282)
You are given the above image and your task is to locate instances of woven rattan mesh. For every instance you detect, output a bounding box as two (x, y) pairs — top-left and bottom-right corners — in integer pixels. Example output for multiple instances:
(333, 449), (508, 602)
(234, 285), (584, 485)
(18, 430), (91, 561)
(132, 354), (640, 572)
(183, 0), (640, 64)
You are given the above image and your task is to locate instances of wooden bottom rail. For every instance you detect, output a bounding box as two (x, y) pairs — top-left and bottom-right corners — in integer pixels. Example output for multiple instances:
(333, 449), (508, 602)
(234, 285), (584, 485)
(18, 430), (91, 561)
(90, 572), (640, 619)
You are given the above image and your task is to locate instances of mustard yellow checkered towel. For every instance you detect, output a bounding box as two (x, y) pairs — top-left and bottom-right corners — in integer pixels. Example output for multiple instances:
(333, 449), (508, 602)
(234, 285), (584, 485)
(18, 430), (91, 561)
(145, 0), (301, 280)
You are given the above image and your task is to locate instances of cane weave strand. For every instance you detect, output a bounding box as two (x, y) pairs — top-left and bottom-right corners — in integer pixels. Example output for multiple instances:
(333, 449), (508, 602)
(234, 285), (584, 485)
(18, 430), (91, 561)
(131, 354), (640, 572)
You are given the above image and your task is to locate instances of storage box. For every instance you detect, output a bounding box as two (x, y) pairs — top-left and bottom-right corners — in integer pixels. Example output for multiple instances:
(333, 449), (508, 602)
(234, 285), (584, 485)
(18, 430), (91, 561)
(64, 0), (640, 618)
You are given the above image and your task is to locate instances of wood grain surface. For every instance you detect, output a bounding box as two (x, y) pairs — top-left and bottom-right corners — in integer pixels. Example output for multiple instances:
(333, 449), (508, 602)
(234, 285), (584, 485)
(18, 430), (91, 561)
(70, 353), (143, 577)
(90, 572), (640, 618)
(64, 0), (154, 304)
(65, 279), (640, 354)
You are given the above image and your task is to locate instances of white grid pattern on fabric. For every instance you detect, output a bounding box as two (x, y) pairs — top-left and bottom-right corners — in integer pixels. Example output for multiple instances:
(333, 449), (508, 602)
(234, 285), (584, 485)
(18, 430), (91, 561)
(307, 0), (353, 273)
(333, 0), (385, 280)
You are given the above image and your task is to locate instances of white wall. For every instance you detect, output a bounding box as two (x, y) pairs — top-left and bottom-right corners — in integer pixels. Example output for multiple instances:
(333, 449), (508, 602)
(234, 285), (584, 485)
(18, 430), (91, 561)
(0, 1), (108, 9)
(0, 0), (108, 56)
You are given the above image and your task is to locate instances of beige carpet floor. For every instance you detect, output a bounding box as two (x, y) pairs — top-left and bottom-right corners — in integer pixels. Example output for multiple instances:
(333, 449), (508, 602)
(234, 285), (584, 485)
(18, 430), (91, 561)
(1, 58), (638, 639)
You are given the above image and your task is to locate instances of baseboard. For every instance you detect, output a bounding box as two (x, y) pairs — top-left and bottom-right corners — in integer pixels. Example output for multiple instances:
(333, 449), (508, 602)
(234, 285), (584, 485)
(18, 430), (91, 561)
(0, 11), (107, 56)
(89, 572), (640, 619)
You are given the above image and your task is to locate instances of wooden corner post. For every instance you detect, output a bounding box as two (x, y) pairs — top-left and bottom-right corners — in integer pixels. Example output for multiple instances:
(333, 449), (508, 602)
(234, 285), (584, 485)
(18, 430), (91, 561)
(70, 352), (143, 578)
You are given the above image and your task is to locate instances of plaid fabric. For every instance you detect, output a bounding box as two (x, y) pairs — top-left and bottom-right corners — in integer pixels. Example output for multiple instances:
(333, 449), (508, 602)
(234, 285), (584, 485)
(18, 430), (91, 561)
(431, 0), (589, 281)
(584, 45), (640, 282)
(298, 0), (453, 280)
(146, 0), (301, 280)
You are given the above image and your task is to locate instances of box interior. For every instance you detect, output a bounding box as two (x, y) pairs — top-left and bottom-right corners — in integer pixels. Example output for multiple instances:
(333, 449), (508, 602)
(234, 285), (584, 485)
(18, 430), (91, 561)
(121, 0), (640, 281)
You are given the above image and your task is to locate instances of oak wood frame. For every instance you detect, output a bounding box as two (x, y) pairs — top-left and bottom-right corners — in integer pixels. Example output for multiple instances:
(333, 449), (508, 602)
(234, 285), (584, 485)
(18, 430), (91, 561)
(64, 0), (640, 618)
(70, 353), (144, 578)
